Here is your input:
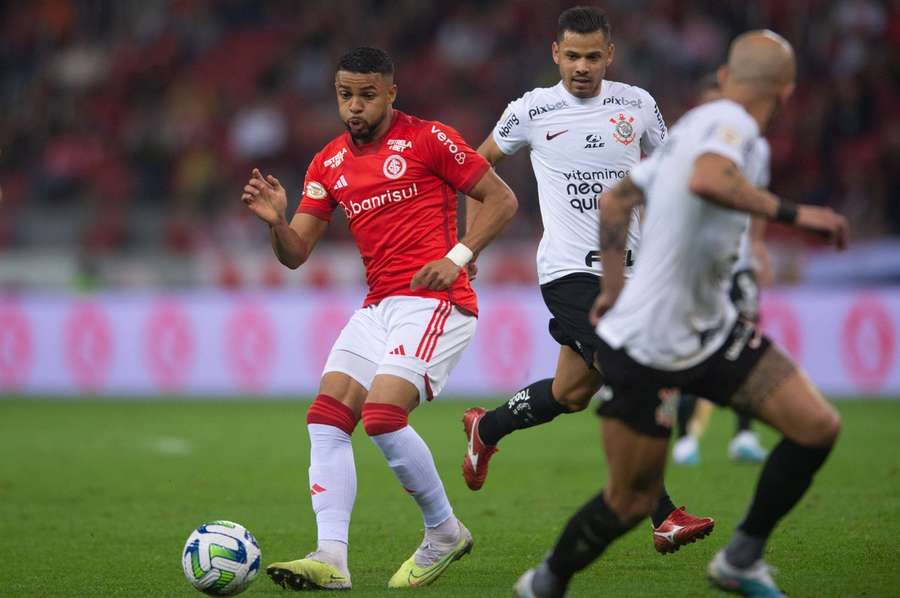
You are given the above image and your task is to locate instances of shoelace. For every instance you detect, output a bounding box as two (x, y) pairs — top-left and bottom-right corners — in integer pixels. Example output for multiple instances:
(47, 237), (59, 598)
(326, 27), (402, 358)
(414, 539), (444, 567)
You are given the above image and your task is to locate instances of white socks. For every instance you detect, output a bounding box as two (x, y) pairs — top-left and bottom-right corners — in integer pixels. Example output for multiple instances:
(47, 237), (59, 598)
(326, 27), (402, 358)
(307, 423), (356, 571)
(368, 425), (454, 528)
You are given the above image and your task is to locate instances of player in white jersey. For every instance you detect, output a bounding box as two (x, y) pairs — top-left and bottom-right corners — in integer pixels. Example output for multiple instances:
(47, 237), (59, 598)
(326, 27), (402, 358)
(462, 5), (713, 555)
(672, 74), (771, 466)
(515, 31), (847, 598)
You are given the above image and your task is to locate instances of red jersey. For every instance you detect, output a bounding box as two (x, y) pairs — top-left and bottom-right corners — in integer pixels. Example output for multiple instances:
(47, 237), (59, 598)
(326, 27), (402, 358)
(297, 111), (489, 315)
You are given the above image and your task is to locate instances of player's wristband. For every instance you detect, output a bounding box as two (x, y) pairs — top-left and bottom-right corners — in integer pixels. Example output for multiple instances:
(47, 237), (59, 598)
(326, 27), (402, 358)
(445, 243), (474, 268)
(773, 201), (798, 224)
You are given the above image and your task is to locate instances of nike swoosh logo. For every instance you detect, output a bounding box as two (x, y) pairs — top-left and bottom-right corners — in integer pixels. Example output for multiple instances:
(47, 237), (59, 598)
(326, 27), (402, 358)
(467, 435), (479, 469)
(546, 130), (568, 140)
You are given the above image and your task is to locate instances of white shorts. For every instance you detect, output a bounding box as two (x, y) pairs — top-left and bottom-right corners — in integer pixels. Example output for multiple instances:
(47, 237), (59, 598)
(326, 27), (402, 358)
(323, 296), (477, 401)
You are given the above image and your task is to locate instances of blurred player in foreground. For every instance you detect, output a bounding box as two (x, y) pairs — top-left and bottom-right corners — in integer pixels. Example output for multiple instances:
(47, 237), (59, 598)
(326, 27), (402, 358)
(462, 5), (713, 553)
(515, 31), (847, 598)
(672, 73), (772, 467)
(242, 47), (517, 590)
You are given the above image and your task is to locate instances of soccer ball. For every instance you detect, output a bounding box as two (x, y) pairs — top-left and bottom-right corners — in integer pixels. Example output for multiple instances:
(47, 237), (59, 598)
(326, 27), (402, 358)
(182, 520), (261, 595)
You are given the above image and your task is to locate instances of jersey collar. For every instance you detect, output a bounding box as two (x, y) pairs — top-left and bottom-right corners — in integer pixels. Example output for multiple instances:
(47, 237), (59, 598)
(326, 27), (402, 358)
(557, 80), (607, 106)
(344, 110), (401, 156)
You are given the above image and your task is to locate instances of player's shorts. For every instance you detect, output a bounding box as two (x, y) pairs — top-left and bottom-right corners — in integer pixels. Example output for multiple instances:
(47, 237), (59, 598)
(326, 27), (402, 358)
(323, 296), (476, 402)
(539, 273), (602, 367)
(730, 269), (760, 322)
(595, 318), (796, 438)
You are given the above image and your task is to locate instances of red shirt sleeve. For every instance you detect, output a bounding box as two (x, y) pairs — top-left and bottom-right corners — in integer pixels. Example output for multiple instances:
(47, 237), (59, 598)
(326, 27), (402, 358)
(296, 157), (337, 222)
(418, 121), (491, 194)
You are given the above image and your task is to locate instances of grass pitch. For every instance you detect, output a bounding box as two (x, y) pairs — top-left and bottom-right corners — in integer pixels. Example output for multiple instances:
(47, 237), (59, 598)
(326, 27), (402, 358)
(1, 398), (898, 597)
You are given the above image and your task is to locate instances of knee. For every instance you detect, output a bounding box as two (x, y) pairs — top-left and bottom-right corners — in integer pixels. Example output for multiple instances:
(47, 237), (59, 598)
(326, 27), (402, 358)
(810, 408), (841, 446)
(552, 384), (594, 412)
(604, 486), (660, 524)
(361, 402), (408, 436)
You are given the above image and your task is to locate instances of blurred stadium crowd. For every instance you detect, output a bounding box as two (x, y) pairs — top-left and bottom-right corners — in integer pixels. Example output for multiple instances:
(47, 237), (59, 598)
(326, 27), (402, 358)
(1, 0), (898, 288)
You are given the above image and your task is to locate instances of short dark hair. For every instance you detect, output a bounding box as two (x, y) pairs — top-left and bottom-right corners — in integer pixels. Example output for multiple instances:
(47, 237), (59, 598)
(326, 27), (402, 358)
(337, 47), (395, 76)
(557, 6), (612, 42)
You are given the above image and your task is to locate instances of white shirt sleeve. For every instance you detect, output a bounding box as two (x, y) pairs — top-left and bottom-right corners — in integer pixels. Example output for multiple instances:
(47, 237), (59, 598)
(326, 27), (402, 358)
(753, 138), (771, 188)
(639, 90), (667, 155)
(491, 96), (531, 155)
(629, 150), (658, 190)
(695, 109), (759, 170)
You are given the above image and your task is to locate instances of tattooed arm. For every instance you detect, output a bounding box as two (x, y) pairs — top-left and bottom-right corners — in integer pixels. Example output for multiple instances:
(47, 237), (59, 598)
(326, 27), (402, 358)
(590, 176), (645, 324)
(689, 153), (848, 249)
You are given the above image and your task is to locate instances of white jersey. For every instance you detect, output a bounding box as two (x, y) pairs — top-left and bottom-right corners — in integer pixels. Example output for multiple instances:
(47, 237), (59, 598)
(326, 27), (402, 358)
(598, 99), (767, 371)
(492, 80), (667, 284)
(734, 138), (771, 272)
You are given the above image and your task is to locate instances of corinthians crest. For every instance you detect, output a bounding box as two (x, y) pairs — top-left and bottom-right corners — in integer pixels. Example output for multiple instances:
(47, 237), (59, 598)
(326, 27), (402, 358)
(610, 113), (636, 145)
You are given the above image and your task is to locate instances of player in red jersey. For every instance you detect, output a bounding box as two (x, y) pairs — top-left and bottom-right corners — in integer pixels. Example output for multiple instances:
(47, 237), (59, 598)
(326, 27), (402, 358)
(241, 47), (517, 590)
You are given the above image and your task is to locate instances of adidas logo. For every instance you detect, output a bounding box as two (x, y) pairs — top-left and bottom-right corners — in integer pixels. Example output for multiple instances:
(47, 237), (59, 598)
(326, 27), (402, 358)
(310, 483), (327, 496)
(389, 345), (406, 356)
(333, 175), (348, 190)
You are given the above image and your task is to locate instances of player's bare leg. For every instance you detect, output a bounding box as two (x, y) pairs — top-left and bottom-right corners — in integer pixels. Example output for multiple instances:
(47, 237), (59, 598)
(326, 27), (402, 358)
(267, 372), (366, 591)
(709, 354), (840, 596)
(518, 419), (668, 597)
(364, 375), (472, 588)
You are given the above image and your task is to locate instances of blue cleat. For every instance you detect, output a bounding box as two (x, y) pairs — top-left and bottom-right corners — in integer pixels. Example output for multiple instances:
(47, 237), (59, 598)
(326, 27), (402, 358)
(708, 550), (786, 597)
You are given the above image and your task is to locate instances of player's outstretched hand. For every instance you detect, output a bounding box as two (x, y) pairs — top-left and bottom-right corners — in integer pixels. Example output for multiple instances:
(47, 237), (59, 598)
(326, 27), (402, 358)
(411, 258), (461, 291)
(795, 205), (849, 250)
(590, 291), (617, 326)
(241, 168), (288, 226)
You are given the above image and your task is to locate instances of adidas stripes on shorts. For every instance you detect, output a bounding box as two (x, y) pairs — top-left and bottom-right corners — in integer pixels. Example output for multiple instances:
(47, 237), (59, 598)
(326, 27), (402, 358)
(323, 296), (477, 401)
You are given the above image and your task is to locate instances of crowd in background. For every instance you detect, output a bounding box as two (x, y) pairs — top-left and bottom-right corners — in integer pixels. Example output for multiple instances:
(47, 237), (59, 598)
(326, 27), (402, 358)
(1, 0), (898, 283)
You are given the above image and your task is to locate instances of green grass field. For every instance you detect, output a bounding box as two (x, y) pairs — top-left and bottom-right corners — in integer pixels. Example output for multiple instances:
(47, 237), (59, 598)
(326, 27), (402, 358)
(1, 398), (898, 597)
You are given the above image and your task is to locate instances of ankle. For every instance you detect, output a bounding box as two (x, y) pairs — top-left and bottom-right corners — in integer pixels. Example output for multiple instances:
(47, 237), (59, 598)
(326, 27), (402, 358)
(426, 515), (460, 543)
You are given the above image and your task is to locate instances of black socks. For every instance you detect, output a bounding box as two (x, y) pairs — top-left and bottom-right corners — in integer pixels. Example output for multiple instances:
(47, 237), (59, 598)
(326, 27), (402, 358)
(727, 437), (834, 567)
(477, 378), (567, 446)
(545, 491), (637, 588)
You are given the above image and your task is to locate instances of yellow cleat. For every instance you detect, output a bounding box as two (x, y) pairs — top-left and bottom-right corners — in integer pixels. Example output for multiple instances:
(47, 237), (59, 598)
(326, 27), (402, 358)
(266, 554), (352, 591)
(387, 521), (473, 588)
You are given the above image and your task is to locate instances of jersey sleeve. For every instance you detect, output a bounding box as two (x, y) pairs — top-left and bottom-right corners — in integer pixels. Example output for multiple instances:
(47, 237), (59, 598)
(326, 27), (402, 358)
(629, 150), (659, 190)
(491, 96), (531, 155)
(639, 89), (667, 155)
(752, 138), (771, 188)
(296, 157), (337, 222)
(419, 121), (491, 194)
(695, 109), (759, 170)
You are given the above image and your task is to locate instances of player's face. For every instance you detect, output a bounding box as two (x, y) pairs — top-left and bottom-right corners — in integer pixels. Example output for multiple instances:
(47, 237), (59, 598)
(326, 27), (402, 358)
(335, 71), (397, 143)
(552, 30), (614, 98)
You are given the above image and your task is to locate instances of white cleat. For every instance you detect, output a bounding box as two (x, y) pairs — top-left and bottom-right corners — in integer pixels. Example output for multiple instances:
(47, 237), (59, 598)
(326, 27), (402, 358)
(729, 431), (767, 464)
(708, 550), (785, 597)
(673, 435), (700, 466)
(514, 569), (539, 598)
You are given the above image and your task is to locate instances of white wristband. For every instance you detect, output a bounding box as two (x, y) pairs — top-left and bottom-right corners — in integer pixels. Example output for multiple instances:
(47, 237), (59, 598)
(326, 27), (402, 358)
(445, 242), (474, 268)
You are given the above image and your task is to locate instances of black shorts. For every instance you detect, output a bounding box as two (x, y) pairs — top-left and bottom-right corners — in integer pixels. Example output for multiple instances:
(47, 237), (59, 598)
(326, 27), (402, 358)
(730, 269), (760, 322)
(539, 273), (602, 367)
(595, 318), (784, 438)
